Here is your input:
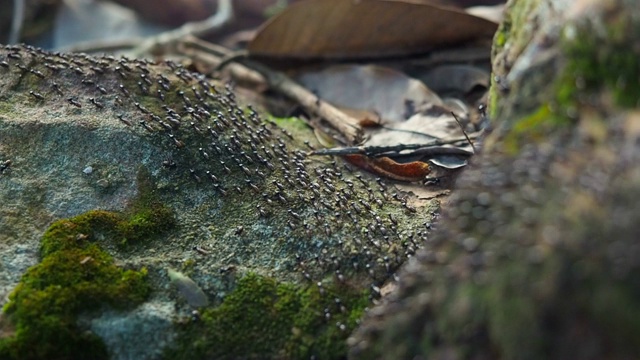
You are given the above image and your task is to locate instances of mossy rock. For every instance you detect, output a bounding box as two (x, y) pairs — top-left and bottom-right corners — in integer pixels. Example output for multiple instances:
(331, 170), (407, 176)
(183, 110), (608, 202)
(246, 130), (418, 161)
(165, 273), (369, 359)
(0, 209), (163, 360)
(349, 0), (640, 359)
(0, 40), (437, 358)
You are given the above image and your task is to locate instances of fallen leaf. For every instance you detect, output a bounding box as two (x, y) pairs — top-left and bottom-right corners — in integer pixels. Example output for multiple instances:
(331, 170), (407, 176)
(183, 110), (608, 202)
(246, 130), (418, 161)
(365, 111), (467, 147)
(466, 3), (505, 23)
(296, 65), (443, 123)
(429, 154), (468, 169)
(344, 154), (430, 182)
(416, 64), (490, 96)
(248, 0), (498, 60)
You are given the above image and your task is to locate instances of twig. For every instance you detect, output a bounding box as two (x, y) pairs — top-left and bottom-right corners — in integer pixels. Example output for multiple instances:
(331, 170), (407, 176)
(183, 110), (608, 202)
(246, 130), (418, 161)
(127, 0), (233, 57)
(9, 0), (24, 44)
(238, 59), (363, 143)
(186, 38), (363, 143)
(180, 37), (265, 87)
(307, 136), (476, 157)
(451, 112), (476, 153)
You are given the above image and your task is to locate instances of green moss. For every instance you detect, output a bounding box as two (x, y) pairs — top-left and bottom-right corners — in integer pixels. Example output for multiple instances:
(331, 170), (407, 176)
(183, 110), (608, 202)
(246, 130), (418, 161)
(165, 273), (369, 359)
(269, 116), (310, 133)
(0, 216), (151, 360)
(0, 169), (175, 359)
(40, 169), (175, 254)
(502, 104), (570, 154)
(558, 13), (640, 110)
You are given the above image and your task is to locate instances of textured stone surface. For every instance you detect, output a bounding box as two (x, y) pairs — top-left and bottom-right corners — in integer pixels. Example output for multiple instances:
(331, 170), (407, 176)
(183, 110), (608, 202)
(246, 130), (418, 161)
(349, 0), (640, 359)
(0, 45), (436, 358)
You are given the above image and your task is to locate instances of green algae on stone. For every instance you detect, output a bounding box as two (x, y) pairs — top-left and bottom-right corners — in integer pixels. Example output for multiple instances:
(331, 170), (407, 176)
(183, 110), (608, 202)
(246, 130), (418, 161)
(0, 44), (438, 359)
(164, 273), (369, 360)
(0, 168), (175, 360)
(0, 214), (151, 360)
(39, 169), (175, 256)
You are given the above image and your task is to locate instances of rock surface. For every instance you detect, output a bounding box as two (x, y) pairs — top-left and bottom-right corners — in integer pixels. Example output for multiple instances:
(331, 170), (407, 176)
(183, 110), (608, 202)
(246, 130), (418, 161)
(349, 0), (640, 359)
(0, 46), (436, 359)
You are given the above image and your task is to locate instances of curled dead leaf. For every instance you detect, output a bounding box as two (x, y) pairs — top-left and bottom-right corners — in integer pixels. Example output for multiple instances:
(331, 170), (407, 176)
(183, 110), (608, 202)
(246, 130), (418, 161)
(297, 65), (443, 123)
(344, 154), (430, 182)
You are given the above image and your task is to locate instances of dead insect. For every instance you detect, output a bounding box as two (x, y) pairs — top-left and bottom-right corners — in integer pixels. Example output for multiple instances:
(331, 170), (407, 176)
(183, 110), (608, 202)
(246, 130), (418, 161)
(96, 85), (107, 94)
(0, 61), (9, 68)
(81, 78), (95, 85)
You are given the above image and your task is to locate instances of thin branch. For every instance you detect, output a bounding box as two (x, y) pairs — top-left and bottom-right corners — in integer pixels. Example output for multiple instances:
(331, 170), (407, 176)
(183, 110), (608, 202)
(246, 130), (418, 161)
(187, 38), (364, 143)
(307, 136), (477, 157)
(238, 59), (363, 143)
(127, 0), (233, 57)
(451, 111), (476, 153)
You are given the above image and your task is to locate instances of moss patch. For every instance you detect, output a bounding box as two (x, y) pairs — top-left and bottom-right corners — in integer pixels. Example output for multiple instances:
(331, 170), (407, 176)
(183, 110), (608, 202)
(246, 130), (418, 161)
(0, 214), (151, 360)
(558, 10), (640, 110)
(502, 104), (570, 154)
(165, 273), (369, 359)
(0, 170), (175, 360)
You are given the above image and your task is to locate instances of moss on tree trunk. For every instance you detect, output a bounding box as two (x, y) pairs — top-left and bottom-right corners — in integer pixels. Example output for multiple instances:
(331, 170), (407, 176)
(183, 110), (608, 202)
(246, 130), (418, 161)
(349, 0), (640, 359)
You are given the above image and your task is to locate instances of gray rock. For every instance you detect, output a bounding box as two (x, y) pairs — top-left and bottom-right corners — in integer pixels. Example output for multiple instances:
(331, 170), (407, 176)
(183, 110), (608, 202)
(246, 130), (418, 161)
(0, 44), (436, 359)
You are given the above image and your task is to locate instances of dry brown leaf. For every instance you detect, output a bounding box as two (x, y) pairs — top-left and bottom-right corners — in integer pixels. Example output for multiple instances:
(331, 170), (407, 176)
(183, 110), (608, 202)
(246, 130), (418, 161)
(248, 0), (498, 60)
(296, 65), (443, 123)
(344, 155), (431, 182)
